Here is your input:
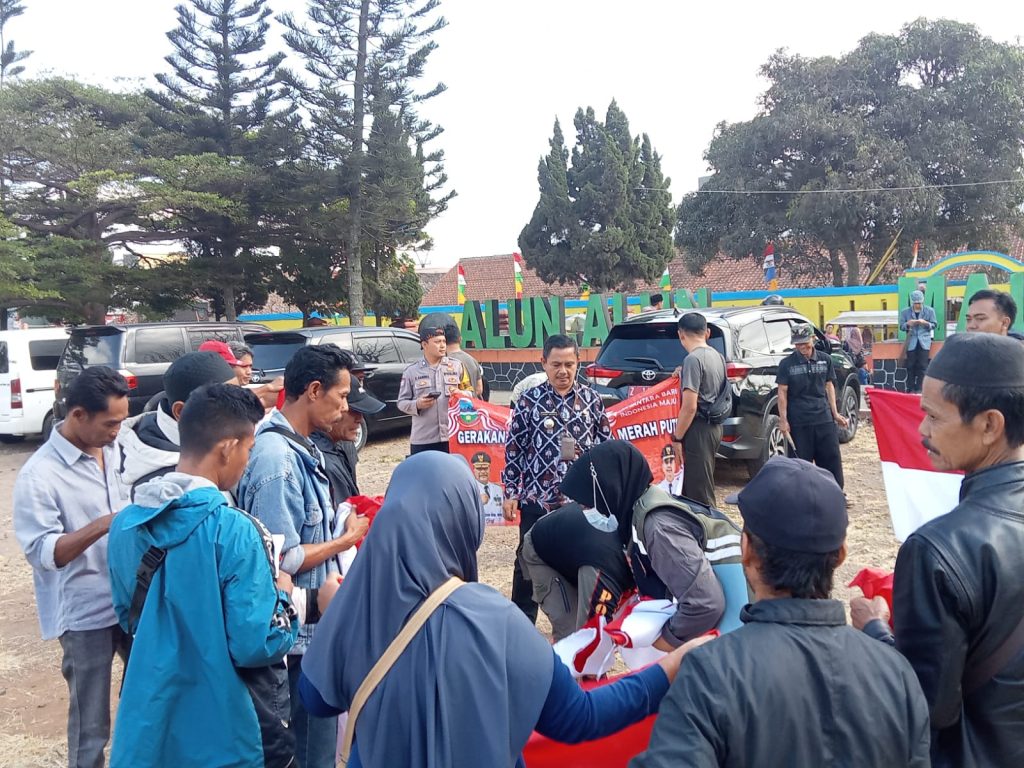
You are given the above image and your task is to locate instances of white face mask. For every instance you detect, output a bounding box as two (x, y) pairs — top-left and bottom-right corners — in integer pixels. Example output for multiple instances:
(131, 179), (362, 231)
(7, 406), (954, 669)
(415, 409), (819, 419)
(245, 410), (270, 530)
(583, 506), (619, 533)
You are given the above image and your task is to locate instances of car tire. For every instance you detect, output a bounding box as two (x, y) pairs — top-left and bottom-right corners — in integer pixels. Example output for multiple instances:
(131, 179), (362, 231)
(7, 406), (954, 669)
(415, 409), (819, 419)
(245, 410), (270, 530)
(0, 434), (24, 444)
(354, 419), (369, 452)
(746, 413), (789, 480)
(41, 412), (54, 439)
(837, 383), (860, 444)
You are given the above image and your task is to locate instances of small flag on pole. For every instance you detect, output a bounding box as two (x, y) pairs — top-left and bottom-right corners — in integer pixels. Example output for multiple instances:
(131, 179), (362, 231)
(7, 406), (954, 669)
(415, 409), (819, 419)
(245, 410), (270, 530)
(910, 239), (921, 270)
(513, 252), (525, 299)
(659, 267), (671, 293)
(762, 242), (778, 290)
(457, 263), (467, 306)
(580, 276), (590, 301)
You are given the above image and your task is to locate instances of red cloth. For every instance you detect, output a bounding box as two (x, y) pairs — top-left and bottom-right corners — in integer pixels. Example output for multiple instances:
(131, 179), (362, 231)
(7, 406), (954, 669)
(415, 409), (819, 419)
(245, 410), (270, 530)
(849, 567), (895, 628)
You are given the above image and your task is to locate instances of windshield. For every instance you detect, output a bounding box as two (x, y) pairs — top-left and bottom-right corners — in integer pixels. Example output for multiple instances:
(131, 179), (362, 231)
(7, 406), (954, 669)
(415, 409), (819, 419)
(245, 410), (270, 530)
(598, 323), (726, 370)
(249, 339), (307, 372)
(62, 331), (123, 370)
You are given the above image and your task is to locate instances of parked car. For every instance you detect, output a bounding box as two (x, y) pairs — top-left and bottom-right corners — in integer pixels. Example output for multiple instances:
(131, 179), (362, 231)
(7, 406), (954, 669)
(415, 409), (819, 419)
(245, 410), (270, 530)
(0, 327), (69, 441)
(585, 306), (861, 478)
(53, 322), (268, 426)
(244, 325), (424, 451)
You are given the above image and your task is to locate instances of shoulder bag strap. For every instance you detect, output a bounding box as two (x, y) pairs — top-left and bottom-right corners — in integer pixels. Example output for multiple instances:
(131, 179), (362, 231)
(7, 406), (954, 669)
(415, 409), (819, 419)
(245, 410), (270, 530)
(128, 545), (167, 636)
(963, 610), (1024, 696)
(339, 576), (464, 765)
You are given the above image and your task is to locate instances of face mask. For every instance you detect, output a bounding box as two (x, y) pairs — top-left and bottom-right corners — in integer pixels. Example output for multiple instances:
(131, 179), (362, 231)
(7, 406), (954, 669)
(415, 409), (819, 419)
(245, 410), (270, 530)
(583, 506), (619, 533)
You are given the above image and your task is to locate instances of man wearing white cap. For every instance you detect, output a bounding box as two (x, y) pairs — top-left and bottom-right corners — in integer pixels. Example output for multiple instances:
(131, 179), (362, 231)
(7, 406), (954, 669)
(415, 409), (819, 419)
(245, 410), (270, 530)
(899, 290), (937, 393)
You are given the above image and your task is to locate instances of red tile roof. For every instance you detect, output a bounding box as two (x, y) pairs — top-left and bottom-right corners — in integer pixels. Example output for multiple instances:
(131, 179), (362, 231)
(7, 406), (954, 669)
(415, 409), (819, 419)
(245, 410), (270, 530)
(421, 236), (1024, 306)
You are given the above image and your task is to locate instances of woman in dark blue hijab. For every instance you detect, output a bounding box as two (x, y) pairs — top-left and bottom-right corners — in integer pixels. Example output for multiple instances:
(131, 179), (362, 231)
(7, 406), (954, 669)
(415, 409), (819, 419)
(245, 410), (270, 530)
(300, 452), (698, 767)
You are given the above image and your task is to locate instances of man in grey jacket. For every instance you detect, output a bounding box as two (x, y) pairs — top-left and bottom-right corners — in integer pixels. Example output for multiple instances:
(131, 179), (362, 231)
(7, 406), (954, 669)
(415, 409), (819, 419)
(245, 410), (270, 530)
(899, 289), (938, 393)
(632, 457), (930, 768)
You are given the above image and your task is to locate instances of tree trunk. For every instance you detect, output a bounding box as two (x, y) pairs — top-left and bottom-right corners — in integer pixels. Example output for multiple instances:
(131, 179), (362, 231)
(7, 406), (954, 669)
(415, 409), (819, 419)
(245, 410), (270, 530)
(827, 248), (843, 287)
(346, 0), (371, 327)
(223, 284), (237, 322)
(845, 245), (861, 287)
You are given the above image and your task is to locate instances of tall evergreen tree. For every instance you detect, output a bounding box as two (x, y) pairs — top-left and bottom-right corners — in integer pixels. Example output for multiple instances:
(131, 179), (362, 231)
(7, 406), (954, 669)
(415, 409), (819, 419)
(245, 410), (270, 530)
(0, 0), (30, 87)
(520, 102), (674, 292)
(279, 0), (450, 325)
(147, 0), (289, 320)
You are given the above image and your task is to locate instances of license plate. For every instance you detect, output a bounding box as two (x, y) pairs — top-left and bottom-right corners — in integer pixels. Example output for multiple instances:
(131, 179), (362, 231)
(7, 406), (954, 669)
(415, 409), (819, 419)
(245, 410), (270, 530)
(626, 386), (649, 397)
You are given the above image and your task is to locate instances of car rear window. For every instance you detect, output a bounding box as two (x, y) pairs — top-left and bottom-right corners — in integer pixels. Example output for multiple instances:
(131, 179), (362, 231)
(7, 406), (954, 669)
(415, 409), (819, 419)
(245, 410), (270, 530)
(248, 336), (308, 371)
(29, 338), (67, 371)
(64, 330), (123, 368)
(598, 323), (726, 370)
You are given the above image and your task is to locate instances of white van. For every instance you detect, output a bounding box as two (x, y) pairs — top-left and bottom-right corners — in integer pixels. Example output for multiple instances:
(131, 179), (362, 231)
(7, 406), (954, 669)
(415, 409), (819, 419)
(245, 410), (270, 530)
(0, 327), (69, 442)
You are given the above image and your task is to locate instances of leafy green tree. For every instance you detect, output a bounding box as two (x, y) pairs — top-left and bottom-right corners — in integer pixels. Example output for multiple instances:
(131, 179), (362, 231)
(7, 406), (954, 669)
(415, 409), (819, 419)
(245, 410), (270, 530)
(0, 0), (30, 87)
(676, 18), (1024, 286)
(279, 0), (450, 324)
(147, 0), (291, 320)
(520, 101), (674, 292)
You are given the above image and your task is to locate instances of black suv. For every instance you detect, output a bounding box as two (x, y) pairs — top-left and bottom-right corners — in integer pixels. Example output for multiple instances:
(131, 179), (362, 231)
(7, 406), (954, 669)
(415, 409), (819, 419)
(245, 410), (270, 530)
(53, 322), (267, 427)
(585, 306), (861, 478)
(244, 326), (424, 450)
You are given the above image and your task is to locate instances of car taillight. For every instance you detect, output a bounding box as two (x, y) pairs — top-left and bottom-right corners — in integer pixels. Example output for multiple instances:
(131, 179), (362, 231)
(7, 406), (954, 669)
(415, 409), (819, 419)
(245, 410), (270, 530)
(10, 378), (22, 409)
(726, 362), (752, 383)
(585, 364), (624, 386)
(118, 371), (138, 390)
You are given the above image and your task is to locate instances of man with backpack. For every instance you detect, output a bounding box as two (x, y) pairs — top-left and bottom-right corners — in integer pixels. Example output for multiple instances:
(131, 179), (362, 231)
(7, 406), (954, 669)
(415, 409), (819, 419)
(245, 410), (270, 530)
(778, 323), (848, 487)
(671, 313), (731, 507)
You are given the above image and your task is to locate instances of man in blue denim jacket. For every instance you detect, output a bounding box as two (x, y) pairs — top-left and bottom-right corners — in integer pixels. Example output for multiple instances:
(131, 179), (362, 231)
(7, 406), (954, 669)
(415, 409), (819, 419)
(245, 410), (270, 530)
(237, 344), (369, 768)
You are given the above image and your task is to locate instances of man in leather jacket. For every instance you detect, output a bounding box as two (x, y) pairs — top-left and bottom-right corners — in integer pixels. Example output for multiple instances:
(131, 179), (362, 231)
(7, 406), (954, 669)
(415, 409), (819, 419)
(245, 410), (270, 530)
(852, 332), (1024, 768)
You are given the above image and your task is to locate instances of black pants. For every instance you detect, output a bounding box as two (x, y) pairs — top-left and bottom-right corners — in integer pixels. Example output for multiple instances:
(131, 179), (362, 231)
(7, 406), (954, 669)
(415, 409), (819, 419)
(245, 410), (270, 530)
(682, 418), (722, 508)
(790, 421), (844, 488)
(410, 441), (450, 455)
(237, 662), (295, 768)
(512, 501), (546, 624)
(906, 345), (930, 393)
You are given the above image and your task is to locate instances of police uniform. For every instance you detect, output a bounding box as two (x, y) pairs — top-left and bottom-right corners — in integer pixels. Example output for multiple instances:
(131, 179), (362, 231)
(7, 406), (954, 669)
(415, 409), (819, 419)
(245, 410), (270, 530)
(397, 355), (470, 454)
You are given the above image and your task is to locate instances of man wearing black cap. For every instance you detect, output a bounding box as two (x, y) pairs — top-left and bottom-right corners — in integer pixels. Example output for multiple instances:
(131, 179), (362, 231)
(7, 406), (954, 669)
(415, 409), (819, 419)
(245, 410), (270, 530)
(851, 332), (1024, 768)
(633, 457), (930, 768)
(397, 316), (470, 454)
(777, 322), (848, 487)
(311, 371), (385, 506)
(117, 351), (238, 499)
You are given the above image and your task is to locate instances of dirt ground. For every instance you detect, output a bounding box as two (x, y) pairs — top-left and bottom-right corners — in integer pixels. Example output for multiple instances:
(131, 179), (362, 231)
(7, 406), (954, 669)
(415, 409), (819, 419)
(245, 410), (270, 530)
(0, 423), (897, 767)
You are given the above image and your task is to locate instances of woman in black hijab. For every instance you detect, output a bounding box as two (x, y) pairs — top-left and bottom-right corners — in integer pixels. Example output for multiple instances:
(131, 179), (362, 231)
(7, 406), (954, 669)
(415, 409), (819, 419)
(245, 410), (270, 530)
(522, 441), (653, 640)
(298, 452), (701, 768)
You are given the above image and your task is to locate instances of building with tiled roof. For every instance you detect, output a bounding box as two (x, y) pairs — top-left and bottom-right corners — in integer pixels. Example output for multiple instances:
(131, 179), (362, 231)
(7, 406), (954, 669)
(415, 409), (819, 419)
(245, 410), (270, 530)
(422, 236), (1024, 306)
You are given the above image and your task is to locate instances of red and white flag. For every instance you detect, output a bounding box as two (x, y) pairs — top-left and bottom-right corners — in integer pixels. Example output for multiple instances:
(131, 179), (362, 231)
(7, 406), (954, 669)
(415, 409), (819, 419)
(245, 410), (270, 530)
(868, 387), (962, 541)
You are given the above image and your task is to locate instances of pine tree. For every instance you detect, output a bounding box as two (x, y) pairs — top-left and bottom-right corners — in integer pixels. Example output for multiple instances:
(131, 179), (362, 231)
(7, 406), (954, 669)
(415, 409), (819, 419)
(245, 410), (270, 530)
(279, 0), (449, 325)
(147, 0), (288, 320)
(520, 102), (674, 292)
(0, 0), (30, 87)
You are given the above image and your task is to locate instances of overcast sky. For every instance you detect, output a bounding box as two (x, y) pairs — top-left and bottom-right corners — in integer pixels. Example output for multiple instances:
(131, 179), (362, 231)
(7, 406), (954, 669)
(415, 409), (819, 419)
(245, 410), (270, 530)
(12, 1), (1024, 267)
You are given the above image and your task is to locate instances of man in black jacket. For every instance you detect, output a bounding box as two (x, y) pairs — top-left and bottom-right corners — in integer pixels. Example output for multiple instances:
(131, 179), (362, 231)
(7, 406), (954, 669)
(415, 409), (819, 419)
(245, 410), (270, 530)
(852, 332), (1024, 768)
(310, 372), (384, 505)
(633, 456), (930, 768)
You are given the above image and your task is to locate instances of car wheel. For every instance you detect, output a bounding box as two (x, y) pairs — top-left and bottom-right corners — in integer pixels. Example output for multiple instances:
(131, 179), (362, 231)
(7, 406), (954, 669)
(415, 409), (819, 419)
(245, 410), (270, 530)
(746, 414), (789, 479)
(838, 384), (860, 444)
(354, 419), (369, 452)
(0, 434), (24, 444)
(41, 412), (54, 439)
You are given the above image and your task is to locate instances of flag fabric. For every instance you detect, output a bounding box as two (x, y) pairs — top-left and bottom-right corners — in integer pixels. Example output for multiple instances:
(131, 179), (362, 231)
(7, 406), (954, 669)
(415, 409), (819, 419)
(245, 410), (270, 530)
(867, 387), (962, 541)
(513, 252), (525, 299)
(457, 263), (467, 306)
(579, 276), (590, 301)
(911, 239), (921, 269)
(659, 267), (671, 292)
(762, 242), (778, 290)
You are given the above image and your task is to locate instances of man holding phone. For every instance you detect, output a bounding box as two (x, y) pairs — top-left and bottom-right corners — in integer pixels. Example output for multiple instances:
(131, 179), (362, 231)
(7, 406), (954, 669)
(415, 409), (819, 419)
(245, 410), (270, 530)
(397, 317), (471, 454)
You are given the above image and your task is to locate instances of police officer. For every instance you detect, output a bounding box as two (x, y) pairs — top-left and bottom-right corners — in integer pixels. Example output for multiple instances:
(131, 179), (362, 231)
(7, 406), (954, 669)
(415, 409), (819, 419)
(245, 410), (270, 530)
(470, 451), (504, 523)
(777, 323), (848, 487)
(397, 319), (471, 454)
